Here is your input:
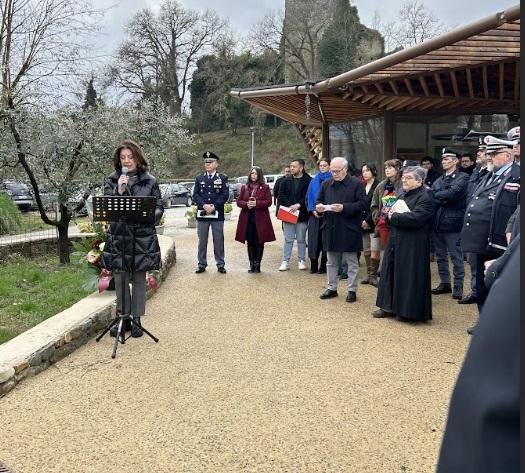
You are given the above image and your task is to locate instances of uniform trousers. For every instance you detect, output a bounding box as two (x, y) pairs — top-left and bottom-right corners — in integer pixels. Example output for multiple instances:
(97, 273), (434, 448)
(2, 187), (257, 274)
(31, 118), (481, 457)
(327, 252), (359, 292)
(435, 232), (464, 286)
(114, 271), (147, 317)
(197, 220), (225, 268)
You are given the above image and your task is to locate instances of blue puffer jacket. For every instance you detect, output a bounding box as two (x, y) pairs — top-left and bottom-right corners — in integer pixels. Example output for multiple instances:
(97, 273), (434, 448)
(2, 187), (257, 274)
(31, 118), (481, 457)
(431, 170), (469, 233)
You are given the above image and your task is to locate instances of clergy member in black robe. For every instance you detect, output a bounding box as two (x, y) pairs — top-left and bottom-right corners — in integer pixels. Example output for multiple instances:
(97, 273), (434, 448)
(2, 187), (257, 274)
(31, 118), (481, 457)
(373, 166), (435, 321)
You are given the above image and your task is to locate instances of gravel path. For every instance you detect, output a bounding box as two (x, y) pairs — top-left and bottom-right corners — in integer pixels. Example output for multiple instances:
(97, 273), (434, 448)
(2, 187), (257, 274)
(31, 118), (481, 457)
(0, 217), (475, 473)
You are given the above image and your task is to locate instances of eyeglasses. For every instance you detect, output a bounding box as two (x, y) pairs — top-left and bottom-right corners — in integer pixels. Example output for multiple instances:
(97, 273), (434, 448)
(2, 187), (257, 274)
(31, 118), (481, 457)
(330, 168), (344, 174)
(401, 175), (416, 181)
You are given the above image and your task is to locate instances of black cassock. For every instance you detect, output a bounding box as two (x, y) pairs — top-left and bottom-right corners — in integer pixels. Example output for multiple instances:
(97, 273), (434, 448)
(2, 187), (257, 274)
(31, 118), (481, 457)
(376, 186), (435, 320)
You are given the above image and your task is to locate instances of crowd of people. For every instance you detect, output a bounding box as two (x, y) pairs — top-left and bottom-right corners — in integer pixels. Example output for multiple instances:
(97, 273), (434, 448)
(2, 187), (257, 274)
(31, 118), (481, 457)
(190, 125), (520, 333)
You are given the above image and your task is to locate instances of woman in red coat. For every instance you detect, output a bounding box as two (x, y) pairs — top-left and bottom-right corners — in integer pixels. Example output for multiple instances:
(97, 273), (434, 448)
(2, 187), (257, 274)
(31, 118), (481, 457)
(235, 166), (276, 272)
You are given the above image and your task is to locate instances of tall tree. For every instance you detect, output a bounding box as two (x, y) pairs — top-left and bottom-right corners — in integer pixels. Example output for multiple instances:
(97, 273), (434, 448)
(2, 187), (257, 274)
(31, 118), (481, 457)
(318, 0), (361, 77)
(108, 0), (227, 115)
(83, 78), (98, 111)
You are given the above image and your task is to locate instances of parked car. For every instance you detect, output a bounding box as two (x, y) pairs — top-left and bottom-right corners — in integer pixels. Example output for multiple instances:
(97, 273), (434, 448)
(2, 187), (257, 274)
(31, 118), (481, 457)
(159, 183), (192, 207)
(233, 176), (248, 199)
(264, 174), (284, 192)
(1, 180), (33, 212)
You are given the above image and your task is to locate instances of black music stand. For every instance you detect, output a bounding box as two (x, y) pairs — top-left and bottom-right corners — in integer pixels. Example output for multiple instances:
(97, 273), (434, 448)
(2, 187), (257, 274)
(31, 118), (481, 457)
(93, 196), (159, 358)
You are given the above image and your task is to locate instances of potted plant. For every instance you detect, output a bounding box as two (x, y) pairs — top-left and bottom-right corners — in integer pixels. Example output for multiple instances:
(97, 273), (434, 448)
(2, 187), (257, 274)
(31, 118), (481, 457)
(224, 203), (233, 220)
(185, 205), (198, 228)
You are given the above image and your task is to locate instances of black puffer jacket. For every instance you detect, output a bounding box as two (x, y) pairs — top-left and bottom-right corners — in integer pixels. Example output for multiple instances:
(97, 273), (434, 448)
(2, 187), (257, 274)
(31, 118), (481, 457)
(101, 170), (164, 272)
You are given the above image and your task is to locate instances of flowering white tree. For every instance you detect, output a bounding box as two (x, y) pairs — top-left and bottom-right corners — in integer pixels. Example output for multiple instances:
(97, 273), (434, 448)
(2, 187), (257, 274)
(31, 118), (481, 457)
(1, 103), (193, 263)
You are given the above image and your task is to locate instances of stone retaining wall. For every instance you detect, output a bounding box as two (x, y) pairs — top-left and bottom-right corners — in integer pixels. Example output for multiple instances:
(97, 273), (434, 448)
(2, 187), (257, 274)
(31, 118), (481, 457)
(0, 235), (176, 398)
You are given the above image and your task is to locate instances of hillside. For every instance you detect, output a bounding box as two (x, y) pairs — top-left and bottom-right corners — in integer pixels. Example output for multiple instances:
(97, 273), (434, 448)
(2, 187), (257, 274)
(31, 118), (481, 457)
(175, 125), (308, 179)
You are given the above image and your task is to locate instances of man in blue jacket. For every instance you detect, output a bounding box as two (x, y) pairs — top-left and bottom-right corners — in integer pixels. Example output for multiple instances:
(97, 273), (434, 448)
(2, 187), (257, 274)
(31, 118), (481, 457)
(192, 152), (230, 273)
(430, 149), (469, 300)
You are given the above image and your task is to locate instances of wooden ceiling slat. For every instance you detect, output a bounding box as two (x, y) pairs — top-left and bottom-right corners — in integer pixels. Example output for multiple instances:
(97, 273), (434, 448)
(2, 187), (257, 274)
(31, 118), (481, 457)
(404, 78), (415, 96)
(386, 96), (418, 111)
(499, 63), (505, 100)
(434, 73), (445, 97)
(466, 69), (475, 98)
(389, 80), (399, 95)
(419, 76), (430, 96)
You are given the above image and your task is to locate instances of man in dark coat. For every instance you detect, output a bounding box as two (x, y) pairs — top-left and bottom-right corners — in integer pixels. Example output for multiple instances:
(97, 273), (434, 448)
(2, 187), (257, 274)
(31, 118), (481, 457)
(372, 166), (435, 321)
(437, 243), (519, 473)
(461, 136), (520, 333)
(272, 165), (291, 212)
(192, 152), (230, 273)
(459, 140), (490, 305)
(459, 153), (476, 175)
(315, 157), (367, 303)
(421, 156), (441, 188)
(277, 159), (312, 271)
(430, 150), (469, 300)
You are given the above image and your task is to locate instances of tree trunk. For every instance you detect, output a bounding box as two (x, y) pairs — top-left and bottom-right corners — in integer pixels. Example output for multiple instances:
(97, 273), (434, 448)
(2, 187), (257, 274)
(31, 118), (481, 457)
(57, 204), (72, 264)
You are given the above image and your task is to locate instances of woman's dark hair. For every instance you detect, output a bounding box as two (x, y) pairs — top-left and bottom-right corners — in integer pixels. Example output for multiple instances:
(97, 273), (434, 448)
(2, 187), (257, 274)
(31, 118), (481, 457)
(112, 139), (149, 172)
(317, 158), (330, 167)
(384, 158), (402, 170)
(249, 166), (265, 185)
(361, 162), (378, 177)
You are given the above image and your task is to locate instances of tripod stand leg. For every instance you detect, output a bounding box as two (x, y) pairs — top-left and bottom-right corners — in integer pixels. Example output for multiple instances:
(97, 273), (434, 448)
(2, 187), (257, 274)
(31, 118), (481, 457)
(111, 318), (125, 359)
(96, 316), (119, 342)
(128, 318), (159, 343)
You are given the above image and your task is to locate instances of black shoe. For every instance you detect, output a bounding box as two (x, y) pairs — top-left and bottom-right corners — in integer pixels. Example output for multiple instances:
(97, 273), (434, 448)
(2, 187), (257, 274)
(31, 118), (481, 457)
(452, 290), (463, 300)
(254, 262), (261, 273)
(320, 289), (338, 299)
(217, 267), (227, 274)
(431, 283), (452, 294)
(195, 267), (205, 274)
(109, 317), (131, 337)
(130, 318), (143, 338)
(248, 262), (255, 273)
(458, 294), (477, 304)
(317, 268), (326, 274)
(339, 273), (348, 280)
(346, 291), (357, 303)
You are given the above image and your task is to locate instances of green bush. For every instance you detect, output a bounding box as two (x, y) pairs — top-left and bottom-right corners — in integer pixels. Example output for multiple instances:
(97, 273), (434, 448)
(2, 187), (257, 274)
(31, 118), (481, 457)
(0, 193), (22, 234)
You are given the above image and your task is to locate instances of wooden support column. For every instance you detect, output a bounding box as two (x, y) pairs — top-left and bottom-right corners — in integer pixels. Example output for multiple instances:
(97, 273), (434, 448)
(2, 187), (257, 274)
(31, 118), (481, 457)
(383, 111), (396, 167)
(322, 123), (330, 162)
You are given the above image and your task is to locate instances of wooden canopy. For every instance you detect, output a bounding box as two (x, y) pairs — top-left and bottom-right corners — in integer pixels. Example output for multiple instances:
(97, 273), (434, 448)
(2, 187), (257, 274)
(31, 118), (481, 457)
(231, 5), (520, 127)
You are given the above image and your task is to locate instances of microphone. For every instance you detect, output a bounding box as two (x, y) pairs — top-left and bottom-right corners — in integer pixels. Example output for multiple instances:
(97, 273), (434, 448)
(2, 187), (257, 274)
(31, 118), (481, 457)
(121, 166), (129, 193)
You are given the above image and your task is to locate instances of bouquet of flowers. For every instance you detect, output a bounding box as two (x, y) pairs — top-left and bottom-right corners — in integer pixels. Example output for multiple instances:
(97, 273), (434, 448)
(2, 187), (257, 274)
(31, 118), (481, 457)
(72, 222), (160, 293)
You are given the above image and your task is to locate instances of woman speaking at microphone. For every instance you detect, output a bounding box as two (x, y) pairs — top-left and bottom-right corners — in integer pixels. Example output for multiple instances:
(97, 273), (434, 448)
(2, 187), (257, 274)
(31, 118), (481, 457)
(101, 139), (164, 337)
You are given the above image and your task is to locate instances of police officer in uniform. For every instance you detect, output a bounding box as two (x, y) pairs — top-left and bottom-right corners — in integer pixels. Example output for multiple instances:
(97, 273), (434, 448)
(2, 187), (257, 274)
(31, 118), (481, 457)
(192, 152), (230, 273)
(431, 149), (469, 300)
(460, 135), (520, 334)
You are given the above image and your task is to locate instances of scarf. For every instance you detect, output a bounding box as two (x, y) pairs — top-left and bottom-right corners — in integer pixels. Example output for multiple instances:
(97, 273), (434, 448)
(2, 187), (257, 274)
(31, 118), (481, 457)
(307, 170), (332, 211)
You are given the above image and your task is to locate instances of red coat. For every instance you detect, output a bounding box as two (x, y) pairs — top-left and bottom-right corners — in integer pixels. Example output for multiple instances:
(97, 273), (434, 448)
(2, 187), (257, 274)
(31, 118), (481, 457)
(235, 183), (276, 244)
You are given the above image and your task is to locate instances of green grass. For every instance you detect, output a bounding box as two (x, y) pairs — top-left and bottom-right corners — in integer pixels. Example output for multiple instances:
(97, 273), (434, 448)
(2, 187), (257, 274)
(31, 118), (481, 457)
(0, 255), (93, 344)
(175, 125), (307, 178)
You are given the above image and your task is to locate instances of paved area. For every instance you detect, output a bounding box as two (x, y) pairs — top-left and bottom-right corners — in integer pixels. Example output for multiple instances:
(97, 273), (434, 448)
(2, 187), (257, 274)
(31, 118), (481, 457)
(0, 209), (476, 473)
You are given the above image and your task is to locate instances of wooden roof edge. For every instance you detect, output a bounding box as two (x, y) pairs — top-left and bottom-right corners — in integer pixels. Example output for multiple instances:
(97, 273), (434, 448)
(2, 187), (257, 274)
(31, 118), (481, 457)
(230, 4), (520, 100)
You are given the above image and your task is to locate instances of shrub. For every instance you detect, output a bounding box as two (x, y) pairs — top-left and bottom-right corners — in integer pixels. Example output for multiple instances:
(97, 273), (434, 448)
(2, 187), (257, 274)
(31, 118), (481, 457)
(0, 194), (22, 234)
(224, 203), (233, 213)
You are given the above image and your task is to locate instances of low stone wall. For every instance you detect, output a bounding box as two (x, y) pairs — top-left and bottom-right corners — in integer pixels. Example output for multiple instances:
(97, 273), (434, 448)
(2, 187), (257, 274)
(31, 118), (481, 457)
(0, 235), (176, 397)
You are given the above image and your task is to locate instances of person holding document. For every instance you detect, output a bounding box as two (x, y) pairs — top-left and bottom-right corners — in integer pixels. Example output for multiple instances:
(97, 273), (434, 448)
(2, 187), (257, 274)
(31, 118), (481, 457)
(315, 157), (367, 303)
(372, 166), (435, 321)
(235, 166), (275, 273)
(192, 151), (230, 273)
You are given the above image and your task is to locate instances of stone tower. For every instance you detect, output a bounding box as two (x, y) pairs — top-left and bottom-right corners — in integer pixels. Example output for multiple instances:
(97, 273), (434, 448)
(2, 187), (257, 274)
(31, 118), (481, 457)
(283, 0), (383, 82)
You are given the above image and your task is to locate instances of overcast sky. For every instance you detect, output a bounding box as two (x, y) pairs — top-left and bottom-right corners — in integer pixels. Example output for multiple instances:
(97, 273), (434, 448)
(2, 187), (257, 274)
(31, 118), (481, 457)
(93, 0), (515, 56)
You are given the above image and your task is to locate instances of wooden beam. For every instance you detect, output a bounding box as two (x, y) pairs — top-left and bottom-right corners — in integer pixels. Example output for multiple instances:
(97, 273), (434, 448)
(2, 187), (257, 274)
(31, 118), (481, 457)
(466, 69), (475, 98)
(404, 79), (415, 96)
(374, 82), (384, 94)
(514, 61), (520, 101)
(482, 65), (489, 99)
(388, 80), (399, 95)
(385, 96), (417, 111)
(450, 71), (460, 97)
(419, 76), (430, 96)
(434, 73), (445, 97)
(377, 96), (402, 109)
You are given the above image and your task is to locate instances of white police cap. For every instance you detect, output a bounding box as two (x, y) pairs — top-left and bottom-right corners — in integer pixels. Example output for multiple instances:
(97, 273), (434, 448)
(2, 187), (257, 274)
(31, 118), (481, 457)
(507, 126), (520, 142)
(483, 135), (515, 154)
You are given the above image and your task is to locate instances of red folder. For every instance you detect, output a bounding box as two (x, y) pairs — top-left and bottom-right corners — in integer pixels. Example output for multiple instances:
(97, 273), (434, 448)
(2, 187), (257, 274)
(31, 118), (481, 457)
(277, 205), (299, 224)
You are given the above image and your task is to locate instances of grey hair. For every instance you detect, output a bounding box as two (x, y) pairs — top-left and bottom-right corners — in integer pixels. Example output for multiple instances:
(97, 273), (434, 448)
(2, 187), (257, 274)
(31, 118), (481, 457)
(331, 157), (348, 169)
(403, 166), (427, 182)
